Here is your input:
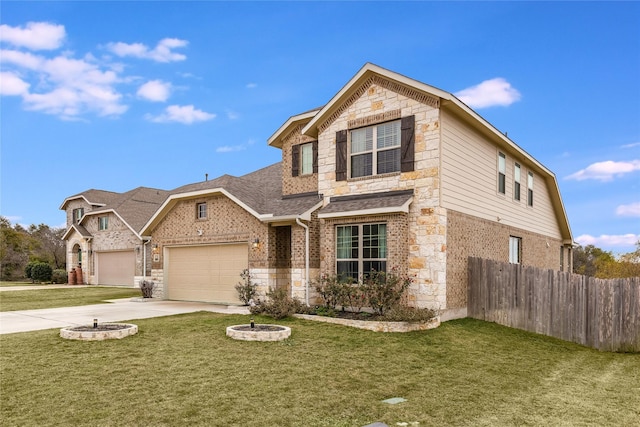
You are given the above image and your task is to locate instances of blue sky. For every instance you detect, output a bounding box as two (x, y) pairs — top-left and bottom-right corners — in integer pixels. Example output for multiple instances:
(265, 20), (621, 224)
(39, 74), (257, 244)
(1, 1), (638, 255)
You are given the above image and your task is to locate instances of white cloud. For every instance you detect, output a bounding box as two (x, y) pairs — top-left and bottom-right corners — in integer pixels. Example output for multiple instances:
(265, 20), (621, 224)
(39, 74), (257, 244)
(146, 104), (215, 124)
(1, 49), (44, 69)
(621, 142), (640, 149)
(246, 83), (257, 89)
(216, 139), (255, 153)
(216, 145), (246, 153)
(576, 234), (640, 248)
(106, 38), (187, 62)
(454, 78), (521, 109)
(137, 80), (171, 102)
(616, 202), (640, 217)
(0, 22), (65, 50)
(0, 71), (30, 95)
(565, 160), (640, 182)
(226, 110), (239, 120)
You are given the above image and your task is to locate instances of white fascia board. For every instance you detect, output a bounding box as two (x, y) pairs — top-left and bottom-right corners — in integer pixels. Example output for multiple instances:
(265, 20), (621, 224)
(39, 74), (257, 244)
(59, 195), (107, 210)
(267, 109), (320, 148)
(140, 188), (267, 235)
(317, 198), (412, 219)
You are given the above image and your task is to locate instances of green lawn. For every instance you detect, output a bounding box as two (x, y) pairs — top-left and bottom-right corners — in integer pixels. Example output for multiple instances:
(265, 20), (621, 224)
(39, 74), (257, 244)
(0, 287), (142, 311)
(1, 314), (638, 426)
(0, 281), (45, 287)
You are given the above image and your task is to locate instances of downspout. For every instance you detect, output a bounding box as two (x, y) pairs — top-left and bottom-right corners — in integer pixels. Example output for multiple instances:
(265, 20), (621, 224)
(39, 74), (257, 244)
(295, 217), (310, 306)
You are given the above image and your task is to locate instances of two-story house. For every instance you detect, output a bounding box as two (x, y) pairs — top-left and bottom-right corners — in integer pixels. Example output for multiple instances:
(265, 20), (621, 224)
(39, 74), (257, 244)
(62, 63), (573, 319)
(61, 187), (169, 286)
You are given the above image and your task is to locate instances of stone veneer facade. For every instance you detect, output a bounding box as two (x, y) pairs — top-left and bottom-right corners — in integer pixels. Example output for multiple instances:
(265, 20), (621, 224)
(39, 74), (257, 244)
(316, 76), (447, 309)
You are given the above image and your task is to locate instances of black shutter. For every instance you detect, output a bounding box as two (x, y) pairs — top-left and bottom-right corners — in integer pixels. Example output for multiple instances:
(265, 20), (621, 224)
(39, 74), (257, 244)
(312, 140), (318, 174)
(335, 130), (348, 181)
(401, 115), (415, 172)
(291, 144), (299, 177)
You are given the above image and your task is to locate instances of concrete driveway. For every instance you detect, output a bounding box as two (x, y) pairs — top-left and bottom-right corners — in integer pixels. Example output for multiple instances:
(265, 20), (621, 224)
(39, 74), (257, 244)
(0, 287), (250, 334)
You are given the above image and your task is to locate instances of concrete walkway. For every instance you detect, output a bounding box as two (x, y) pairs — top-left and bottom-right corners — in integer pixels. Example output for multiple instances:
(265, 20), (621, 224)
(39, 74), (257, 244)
(0, 287), (250, 334)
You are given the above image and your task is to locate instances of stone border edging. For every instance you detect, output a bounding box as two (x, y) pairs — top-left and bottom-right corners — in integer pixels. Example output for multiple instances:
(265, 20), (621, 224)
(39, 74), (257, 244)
(294, 314), (440, 332)
(60, 323), (138, 341)
(226, 325), (291, 341)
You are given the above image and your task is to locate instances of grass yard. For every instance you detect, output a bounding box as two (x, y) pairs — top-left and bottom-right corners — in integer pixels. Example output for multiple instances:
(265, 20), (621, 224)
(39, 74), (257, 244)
(0, 281), (46, 287)
(0, 287), (141, 311)
(1, 314), (638, 427)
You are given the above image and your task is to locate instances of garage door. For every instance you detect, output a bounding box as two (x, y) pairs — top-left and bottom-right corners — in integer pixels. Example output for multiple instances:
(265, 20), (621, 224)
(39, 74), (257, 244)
(166, 244), (248, 303)
(96, 250), (135, 286)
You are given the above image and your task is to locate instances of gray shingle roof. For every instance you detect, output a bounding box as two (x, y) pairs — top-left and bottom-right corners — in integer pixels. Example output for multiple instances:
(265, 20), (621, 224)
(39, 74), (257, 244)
(169, 162), (320, 218)
(319, 190), (414, 217)
(87, 187), (170, 233)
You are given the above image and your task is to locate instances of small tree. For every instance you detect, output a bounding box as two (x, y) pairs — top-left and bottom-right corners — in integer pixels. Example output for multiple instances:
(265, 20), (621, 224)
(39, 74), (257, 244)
(234, 269), (257, 305)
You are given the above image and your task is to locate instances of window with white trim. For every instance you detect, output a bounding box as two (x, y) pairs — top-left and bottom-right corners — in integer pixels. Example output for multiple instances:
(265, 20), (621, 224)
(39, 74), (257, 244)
(498, 152), (506, 194)
(350, 121), (400, 178)
(196, 202), (207, 219)
(336, 223), (387, 280)
(527, 172), (534, 207)
(73, 208), (84, 223)
(98, 216), (108, 231)
(509, 236), (521, 264)
(514, 163), (521, 201)
(300, 142), (314, 175)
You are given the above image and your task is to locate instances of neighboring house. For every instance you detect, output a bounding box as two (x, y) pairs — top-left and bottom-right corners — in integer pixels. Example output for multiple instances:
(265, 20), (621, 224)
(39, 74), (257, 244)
(61, 187), (169, 286)
(61, 63), (573, 318)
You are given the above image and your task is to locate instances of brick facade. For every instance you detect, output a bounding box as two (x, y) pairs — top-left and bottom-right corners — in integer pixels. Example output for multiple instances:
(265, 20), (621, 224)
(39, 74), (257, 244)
(446, 209), (563, 308)
(281, 124), (319, 196)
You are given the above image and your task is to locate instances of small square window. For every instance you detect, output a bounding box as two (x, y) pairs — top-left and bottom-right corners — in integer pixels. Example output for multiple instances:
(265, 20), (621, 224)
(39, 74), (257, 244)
(98, 216), (108, 231)
(196, 202), (207, 219)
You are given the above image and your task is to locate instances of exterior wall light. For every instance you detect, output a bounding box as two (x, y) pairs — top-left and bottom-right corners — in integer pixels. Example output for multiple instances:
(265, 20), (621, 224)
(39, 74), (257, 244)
(252, 238), (260, 249)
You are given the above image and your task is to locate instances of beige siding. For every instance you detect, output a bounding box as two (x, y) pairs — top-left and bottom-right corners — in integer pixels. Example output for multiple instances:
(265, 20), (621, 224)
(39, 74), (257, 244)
(440, 109), (561, 239)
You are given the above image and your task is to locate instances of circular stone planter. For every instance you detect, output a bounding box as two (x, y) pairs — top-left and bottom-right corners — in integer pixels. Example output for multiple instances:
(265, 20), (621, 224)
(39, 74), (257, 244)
(60, 323), (138, 341)
(226, 324), (291, 341)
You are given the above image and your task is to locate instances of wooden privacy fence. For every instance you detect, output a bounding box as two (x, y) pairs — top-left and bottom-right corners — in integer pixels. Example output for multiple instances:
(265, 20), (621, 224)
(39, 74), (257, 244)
(467, 257), (640, 352)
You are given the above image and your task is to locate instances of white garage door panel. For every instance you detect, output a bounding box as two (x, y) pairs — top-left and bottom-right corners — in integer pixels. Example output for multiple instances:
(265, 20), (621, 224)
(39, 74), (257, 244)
(167, 244), (247, 303)
(97, 251), (135, 286)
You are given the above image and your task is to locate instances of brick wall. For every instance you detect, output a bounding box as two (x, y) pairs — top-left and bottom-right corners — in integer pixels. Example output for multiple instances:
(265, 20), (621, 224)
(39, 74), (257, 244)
(446, 209), (563, 308)
(281, 124), (319, 196)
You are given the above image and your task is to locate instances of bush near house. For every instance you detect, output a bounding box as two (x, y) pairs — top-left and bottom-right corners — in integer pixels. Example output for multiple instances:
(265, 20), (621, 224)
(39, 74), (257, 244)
(234, 269), (257, 305)
(25, 261), (52, 283)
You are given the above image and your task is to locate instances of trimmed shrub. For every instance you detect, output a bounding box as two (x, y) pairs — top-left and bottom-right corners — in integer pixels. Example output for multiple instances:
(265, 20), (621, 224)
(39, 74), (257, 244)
(25, 261), (40, 282)
(250, 287), (299, 320)
(51, 269), (67, 284)
(30, 262), (53, 283)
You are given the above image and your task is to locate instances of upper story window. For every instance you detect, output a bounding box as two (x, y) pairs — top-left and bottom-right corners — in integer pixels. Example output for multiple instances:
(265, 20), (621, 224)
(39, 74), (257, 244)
(73, 208), (84, 223)
(498, 152), (506, 194)
(350, 121), (400, 178)
(514, 163), (521, 201)
(300, 143), (314, 175)
(509, 236), (521, 264)
(196, 202), (207, 219)
(336, 223), (387, 280)
(527, 172), (534, 207)
(335, 115), (414, 182)
(98, 216), (108, 231)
